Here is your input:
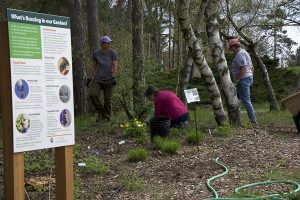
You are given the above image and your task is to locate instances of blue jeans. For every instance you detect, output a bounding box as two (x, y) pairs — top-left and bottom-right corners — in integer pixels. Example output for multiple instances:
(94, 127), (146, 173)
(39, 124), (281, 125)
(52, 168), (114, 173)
(237, 76), (256, 123)
(171, 113), (189, 128)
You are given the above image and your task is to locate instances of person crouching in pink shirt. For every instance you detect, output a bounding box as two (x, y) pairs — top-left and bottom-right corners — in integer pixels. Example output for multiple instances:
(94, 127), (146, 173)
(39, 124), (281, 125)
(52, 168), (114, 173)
(144, 85), (189, 128)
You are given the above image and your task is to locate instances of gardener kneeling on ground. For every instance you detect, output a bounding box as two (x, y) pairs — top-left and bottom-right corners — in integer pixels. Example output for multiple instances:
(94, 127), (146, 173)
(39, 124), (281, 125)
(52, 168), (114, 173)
(144, 85), (189, 128)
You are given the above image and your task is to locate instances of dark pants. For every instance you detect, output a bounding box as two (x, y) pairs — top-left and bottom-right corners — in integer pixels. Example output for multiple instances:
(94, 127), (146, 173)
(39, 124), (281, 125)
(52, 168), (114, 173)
(89, 80), (113, 120)
(171, 113), (189, 128)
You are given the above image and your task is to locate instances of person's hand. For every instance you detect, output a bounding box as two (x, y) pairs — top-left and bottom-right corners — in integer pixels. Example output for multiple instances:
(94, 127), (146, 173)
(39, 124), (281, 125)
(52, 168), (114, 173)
(111, 77), (117, 86)
(86, 78), (92, 88)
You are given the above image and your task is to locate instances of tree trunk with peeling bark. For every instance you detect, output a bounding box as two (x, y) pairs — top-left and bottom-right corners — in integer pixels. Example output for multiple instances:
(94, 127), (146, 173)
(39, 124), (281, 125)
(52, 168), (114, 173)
(205, 0), (241, 125)
(178, 0), (227, 125)
(178, 52), (193, 106)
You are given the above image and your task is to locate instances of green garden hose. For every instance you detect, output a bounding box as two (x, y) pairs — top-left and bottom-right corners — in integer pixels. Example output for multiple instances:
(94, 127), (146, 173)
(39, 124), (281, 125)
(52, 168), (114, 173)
(206, 158), (300, 200)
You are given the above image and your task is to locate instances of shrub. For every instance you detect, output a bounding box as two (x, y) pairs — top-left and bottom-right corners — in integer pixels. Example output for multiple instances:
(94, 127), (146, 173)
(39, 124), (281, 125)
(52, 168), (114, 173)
(128, 148), (149, 162)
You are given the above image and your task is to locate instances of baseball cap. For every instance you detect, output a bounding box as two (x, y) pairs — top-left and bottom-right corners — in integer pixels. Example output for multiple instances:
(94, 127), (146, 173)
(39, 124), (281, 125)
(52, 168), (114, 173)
(99, 35), (112, 44)
(228, 39), (240, 49)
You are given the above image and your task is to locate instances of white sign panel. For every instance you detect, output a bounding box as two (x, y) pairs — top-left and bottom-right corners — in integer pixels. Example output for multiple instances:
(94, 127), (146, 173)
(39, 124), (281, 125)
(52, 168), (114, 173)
(7, 8), (75, 152)
(184, 88), (200, 103)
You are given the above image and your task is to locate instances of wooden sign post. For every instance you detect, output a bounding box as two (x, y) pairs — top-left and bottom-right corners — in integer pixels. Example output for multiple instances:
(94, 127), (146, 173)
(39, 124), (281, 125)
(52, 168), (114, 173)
(1, 8), (75, 199)
(1, 21), (25, 200)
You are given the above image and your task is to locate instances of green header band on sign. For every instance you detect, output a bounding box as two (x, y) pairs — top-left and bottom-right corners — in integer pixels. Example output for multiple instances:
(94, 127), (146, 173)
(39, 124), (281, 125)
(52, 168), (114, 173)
(7, 8), (70, 29)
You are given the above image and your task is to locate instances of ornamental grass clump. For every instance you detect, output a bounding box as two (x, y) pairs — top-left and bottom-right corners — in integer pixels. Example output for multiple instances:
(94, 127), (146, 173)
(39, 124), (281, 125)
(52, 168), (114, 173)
(186, 129), (205, 145)
(127, 148), (149, 162)
(153, 136), (181, 154)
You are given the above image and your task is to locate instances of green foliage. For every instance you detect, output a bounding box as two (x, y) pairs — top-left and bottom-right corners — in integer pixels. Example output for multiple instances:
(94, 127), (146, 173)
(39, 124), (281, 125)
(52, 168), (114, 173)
(123, 177), (144, 192)
(74, 179), (83, 199)
(75, 114), (96, 130)
(79, 155), (108, 175)
(214, 124), (233, 138)
(186, 129), (205, 145)
(122, 120), (149, 144)
(24, 150), (54, 173)
(286, 192), (300, 200)
(73, 143), (81, 160)
(153, 136), (181, 154)
(127, 148), (149, 162)
(256, 110), (294, 127)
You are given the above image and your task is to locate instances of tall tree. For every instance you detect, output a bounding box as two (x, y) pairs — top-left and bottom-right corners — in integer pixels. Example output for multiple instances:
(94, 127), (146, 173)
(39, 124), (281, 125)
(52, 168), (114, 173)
(205, 0), (241, 125)
(69, 0), (87, 114)
(178, 0), (227, 125)
(87, 0), (100, 54)
(132, 0), (145, 113)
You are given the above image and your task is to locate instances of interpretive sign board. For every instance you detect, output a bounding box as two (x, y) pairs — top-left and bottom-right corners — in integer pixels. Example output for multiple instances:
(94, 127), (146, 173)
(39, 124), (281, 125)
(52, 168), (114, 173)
(184, 88), (200, 103)
(6, 8), (75, 152)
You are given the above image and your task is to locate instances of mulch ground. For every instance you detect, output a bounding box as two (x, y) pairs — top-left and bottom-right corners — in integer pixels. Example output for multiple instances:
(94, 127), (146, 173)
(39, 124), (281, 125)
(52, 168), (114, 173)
(1, 124), (300, 199)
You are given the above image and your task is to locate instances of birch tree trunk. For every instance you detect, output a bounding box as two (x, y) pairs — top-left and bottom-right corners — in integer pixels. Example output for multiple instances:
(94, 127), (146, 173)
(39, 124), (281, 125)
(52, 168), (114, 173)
(178, 53), (193, 106)
(205, 0), (241, 125)
(225, 0), (280, 111)
(178, 0), (227, 125)
(132, 0), (145, 114)
(69, 0), (87, 114)
(87, 0), (99, 54)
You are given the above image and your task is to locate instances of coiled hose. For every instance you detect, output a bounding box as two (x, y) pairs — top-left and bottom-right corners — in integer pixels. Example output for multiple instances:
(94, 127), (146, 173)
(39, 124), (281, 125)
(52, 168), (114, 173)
(206, 158), (300, 200)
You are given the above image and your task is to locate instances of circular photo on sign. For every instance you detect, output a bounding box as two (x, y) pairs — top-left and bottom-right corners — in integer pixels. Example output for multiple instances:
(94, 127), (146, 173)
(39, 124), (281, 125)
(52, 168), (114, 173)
(59, 85), (71, 103)
(15, 79), (29, 99)
(60, 109), (72, 127)
(57, 57), (70, 76)
(16, 113), (30, 134)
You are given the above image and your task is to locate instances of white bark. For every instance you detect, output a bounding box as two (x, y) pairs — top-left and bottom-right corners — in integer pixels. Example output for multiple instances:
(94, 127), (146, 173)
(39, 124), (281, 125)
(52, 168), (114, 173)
(205, 0), (241, 125)
(178, 0), (227, 125)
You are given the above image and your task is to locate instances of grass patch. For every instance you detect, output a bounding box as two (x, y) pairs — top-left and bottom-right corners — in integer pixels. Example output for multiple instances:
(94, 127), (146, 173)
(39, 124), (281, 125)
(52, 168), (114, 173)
(127, 148), (149, 162)
(78, 155), (108, 175)
(123, 177), (144, 192)
(186, 129), (205, 145)
(75, 114), (96, 130)
(153, 136), (181, 154)
(257, 110), (295, 127)
(214, 124), (233, 137)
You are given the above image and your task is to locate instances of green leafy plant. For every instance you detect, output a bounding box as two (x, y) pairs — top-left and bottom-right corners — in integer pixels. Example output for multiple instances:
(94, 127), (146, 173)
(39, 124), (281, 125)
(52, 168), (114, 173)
(24, 150), (54, 173)
(186, 129), (205, 144)
(121, 119), (149, 143)
(79, 155), (108, 175)
(128, 148), (149, 162)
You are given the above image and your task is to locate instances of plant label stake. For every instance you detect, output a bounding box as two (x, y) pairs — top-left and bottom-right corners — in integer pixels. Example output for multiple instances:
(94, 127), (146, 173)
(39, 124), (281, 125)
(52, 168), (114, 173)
(184, 88), (201, 151)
